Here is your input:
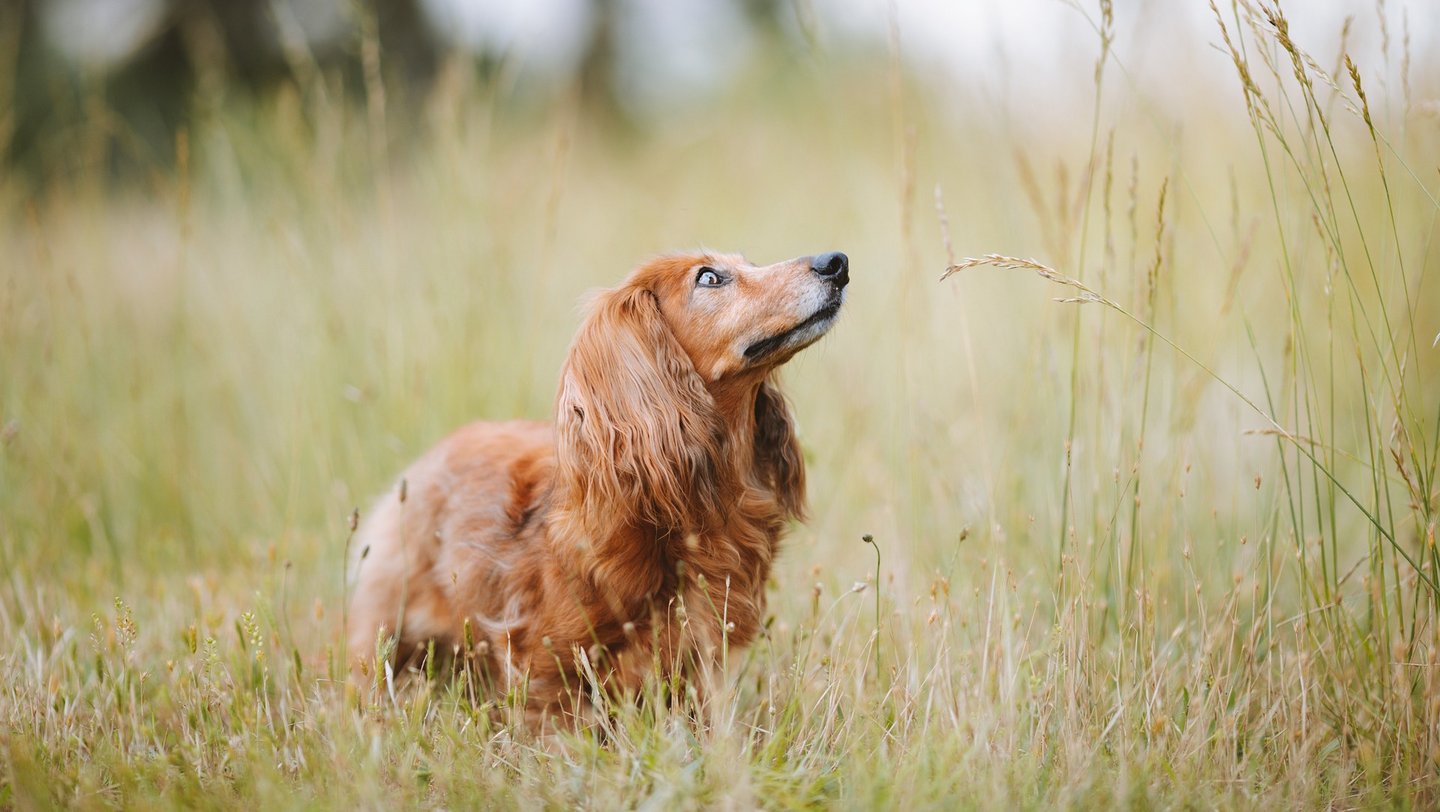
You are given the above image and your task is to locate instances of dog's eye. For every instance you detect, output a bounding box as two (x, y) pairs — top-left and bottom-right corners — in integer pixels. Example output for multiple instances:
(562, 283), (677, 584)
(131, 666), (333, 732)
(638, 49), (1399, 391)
(695, 267), (726, 288)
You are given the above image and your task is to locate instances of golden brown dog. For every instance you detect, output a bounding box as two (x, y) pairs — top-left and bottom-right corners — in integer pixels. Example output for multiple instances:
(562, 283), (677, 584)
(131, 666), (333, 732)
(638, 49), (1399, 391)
(348, 250), (849, 724)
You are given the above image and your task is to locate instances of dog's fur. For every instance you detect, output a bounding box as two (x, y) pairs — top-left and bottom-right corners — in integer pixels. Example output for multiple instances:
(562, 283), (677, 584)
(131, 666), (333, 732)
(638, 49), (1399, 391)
(347, 251), (847, 724)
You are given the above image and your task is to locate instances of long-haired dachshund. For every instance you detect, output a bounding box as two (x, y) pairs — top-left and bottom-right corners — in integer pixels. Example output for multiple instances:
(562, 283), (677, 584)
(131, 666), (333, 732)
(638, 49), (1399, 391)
(348, 250), (849, 724)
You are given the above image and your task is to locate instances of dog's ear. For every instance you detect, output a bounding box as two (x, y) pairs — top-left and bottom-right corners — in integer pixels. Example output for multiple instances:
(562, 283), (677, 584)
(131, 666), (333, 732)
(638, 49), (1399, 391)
(556, 286), (723, 533)
(754, 377), (806, 520)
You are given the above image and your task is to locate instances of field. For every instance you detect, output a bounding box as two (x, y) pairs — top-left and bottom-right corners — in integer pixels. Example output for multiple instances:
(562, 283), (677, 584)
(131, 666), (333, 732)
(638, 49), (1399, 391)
(3, 2), (1439, 808)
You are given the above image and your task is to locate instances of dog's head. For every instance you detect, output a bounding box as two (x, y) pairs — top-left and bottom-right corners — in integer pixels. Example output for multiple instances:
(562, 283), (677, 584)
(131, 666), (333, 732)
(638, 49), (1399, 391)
(554, 252), (848, 532)
(626, 251), (849, 382)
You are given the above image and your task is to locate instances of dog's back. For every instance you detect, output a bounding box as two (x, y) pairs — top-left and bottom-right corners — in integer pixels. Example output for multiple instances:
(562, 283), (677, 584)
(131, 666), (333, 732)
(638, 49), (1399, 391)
(347, 419), (553, 668)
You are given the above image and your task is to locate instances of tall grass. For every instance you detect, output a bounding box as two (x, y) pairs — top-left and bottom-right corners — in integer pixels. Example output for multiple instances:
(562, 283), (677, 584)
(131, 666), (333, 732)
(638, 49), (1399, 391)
(1, 2), (1437, 807)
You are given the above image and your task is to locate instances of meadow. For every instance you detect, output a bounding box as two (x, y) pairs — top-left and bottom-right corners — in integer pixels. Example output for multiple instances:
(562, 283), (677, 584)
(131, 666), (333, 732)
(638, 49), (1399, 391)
(2, 2), (1439, 807)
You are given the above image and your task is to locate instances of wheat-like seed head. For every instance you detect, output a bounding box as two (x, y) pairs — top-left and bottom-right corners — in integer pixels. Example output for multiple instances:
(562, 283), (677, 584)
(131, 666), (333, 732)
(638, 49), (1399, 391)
(940, 255), (1112, 308)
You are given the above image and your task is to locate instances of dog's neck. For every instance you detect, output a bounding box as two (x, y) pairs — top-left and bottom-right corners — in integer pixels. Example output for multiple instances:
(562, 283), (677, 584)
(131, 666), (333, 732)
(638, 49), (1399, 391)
(708, 376), (766, 468)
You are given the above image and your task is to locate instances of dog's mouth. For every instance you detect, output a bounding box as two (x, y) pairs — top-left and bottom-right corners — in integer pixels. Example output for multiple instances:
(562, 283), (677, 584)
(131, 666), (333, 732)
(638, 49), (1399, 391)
(743, 297), (843, 362)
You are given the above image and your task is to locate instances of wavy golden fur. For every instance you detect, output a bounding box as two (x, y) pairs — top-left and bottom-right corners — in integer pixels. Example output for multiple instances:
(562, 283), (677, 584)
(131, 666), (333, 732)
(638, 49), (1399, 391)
(347, 250), (849, 726)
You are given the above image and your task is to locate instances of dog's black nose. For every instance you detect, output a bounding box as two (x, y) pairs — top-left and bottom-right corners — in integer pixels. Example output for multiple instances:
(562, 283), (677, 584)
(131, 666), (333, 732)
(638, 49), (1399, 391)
(811, 251), (849, 288)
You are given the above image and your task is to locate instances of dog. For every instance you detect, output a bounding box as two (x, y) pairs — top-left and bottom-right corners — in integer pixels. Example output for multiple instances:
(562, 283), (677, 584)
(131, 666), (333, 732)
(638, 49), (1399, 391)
(347, 250), (849, 725)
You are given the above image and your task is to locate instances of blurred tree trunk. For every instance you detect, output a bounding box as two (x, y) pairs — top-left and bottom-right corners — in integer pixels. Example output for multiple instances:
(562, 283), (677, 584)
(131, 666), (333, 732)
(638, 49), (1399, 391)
(576, 0), (624, 127)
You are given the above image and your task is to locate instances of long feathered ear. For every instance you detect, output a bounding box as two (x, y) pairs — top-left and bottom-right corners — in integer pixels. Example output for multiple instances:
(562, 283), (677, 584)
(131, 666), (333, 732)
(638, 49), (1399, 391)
(555, 286), (723, 533)
(754, 377), (806, 520)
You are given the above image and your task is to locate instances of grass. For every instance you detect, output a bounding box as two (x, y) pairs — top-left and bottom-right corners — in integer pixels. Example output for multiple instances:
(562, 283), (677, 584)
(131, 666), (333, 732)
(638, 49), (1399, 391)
(2, 2), (1439, 807)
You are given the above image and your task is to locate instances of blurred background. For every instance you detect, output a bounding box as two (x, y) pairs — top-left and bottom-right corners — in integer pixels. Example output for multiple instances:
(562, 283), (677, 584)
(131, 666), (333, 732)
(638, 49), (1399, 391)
(2, 0), (1438, 670)
(6, 0), (1437, 178)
